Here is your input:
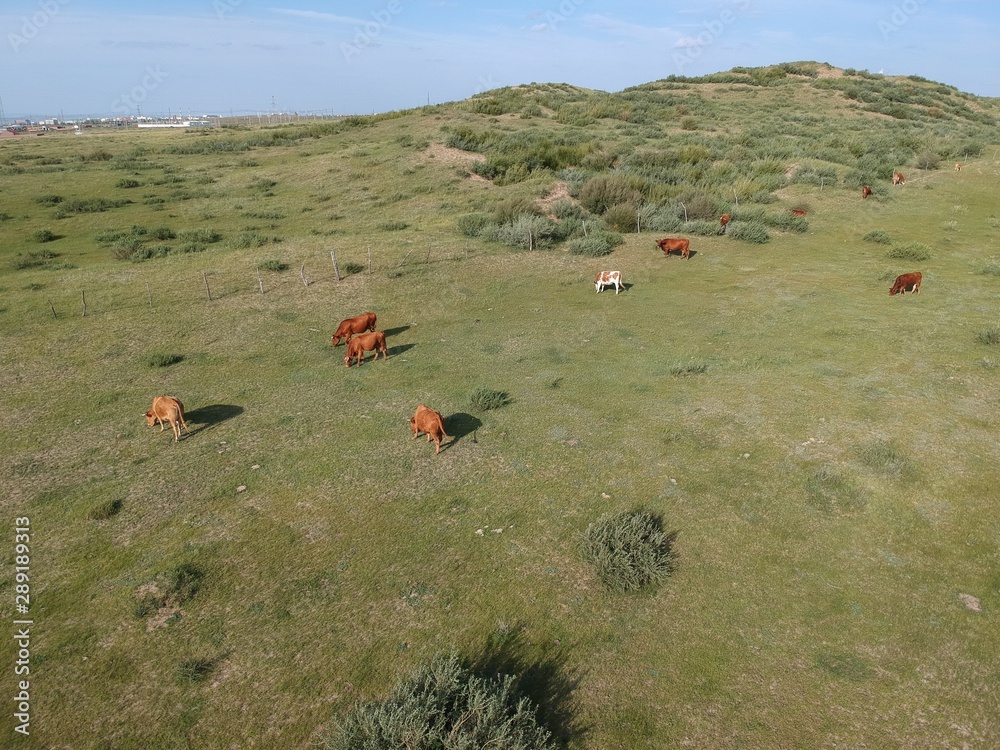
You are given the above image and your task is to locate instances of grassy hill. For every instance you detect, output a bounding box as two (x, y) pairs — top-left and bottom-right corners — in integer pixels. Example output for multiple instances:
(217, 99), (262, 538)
(1, 62), (999, 748)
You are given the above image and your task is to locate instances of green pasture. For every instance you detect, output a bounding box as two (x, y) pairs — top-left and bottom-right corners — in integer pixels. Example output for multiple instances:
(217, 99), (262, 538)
(1, 65), (998, 748)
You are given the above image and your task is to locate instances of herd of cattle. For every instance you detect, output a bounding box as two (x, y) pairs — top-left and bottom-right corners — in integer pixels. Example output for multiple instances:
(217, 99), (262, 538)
(147, 168), (928, 449)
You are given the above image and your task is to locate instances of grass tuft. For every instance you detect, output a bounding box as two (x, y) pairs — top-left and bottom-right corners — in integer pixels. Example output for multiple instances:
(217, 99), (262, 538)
(887, 242), (931, 261)
(976, 327), (1000, 345)
(470, 388), (511, 411)
(145, 352), (183, 368)
(580, 510), (677, 591)
(88, 498), (123, 521)
(859, 439), (912, 478)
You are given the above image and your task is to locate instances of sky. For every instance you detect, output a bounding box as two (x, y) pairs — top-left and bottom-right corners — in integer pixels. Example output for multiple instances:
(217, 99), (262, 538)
(2, 0), (998, 120)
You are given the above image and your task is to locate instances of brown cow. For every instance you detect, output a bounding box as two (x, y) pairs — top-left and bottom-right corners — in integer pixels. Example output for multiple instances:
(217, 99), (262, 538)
(892, 171), (905, 185)
(955, 162), (963, 172)
(656, 237), (690, 259)
(595, 270), (623, 294)
(790, 208), (807, 217)
(145, 396), (188, 442)
(862, 186), (873, 199)
(719, 214), (730, 234)
(409, 404), (451, 454)
(331, 312), (377, 346)
(344, 330), (387, 367)
(889, 272), (922, 296)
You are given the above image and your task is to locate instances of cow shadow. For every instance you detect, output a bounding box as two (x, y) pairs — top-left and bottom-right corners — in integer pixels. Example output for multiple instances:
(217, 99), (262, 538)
(445, 412), (483, 448)
(388, 342), (416, 357)
(382, 325), (410, 338)
(185, 404), (244, 434)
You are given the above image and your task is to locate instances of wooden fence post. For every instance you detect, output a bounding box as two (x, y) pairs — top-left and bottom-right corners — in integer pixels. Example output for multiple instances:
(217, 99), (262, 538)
(81, 290), (87, 317)
(330, 250), (340, 281)
(367, 245), (372, 274)
(256, 268), (264, 294)
(203, 271), (212, 301)
(49, 300), (57, 319)
(146, 281), (153, 307)
(300, 263), (309, 287)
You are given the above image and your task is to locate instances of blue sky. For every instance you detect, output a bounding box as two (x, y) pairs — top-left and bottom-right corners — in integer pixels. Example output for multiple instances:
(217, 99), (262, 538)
(2, 0), (998, 119)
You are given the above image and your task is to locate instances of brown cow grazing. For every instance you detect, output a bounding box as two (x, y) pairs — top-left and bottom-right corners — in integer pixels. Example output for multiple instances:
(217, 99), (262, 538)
(790, 208), (807, 217)
(331, 312), (377, 346)
(889, 272), (922, 296)
(344, 330), (388, 367)
(656, 237), (690, 259)
(595, 270), (623, 294)
(719, 214), (730, 234)
(892, 171), (905, 185)
(862, 186), (873, 199)
(955, 162), (963, 171)
(409, 404), (451, 454)
(145, 396), (188, 442)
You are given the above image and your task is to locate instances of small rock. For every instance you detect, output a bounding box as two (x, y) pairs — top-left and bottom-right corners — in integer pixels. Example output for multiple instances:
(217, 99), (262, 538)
(743, 453), (751, 459)
(669, 478), (677, 485)
(601, 492), (610, 499)
(475, 529), (484, 536)
(251, 464), (260, 470)
(236, 485), (247, 493)
(493, 528), (503, 534)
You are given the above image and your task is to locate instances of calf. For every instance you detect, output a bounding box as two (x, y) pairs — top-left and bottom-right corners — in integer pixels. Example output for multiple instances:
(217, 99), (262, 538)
(955, 163), (963, 172)
(719, 214), (730, 234)
(409, 405), (451, 454)
(889, 272), (922, 296)
(595, 270), (623, 294)
(862, 186), (873, 199)
(656, 237), (690, 259)
(145, 396), (188, 442)
(892, 171), (905, 185)
(344, 330), (387, 367)
(790, 208), (807, 217)
(331, 312), (377, 346)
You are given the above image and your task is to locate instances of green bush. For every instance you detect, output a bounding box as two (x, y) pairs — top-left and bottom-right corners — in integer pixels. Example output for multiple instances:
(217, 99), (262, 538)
(580, 510), (677, 591)
(34, 194), (63, 205)
(727, 220), (770, 244)
(130, 244), (172, 261)
(116, 178), (142, 189)
(321, 652), (555, 750)
(887, 242), (931, 261)
(88, 498), (123, 521)
(603, 202), (640, 232)
(859, 440), (912, 479)
(145, 352), (183, 368)
(11, 250), (56, 270)
(457, 212), (493, 237)
(567, 231), (623, 257)
(132, 562), (204, 619)
(32, 228), (56, 243)
(976, 328), (1000, 345)
(150, 227), (176, 240)
(863, 230), (892, 244)
(257, 259), (289, 272)
(470, 388), (511, 411)
(914, 151), (941, 170)
(578, 175), (642, 215)
(178, 228), (222, 244)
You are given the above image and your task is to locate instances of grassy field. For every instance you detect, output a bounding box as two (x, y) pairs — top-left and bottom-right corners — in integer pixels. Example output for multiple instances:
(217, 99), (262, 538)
(1, 64), (999, 748)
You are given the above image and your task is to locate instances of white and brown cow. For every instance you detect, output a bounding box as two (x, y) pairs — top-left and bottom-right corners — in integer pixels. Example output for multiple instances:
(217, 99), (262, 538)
(595, 270), (623, 294)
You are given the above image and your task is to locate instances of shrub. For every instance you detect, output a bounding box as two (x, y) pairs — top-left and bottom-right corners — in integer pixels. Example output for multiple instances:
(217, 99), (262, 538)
(145, 352), (183, 368)
(603, 202), (640, 233)
(580, 510), (677, 591)
(342, 262), (365, 275)
(178, 228), (222, 244)
(31, 228), (56, 243)
(567, 231), (623, 257)
(34, 194), (63, 205)
(887, 242), (931, 261)
(727, 220), (770, 244)
(131, 244), (172, 261)
(257, 259), (289, 272)
(178, 658), (217, 683)
(914, 151), (941, 170)
(456, 213), (493, 237)
(470, 388), (511, 411)
(667, 361), (708, 376)
(88, 498), (123, 521)
(979, 260), (1000, 276)
(549, 198), (586, 220)
(228, 231), (277, 249)
(491, 215), (560, 249)
(976, 328), (1000, 345)
(116, 178), (142, 189)
(150, 227), (176, 240)
(320, 652), (555, 750)
(378, 220), (409, 231)
(863, 230), (892, 244)
(132, 562), (204, 618)
(11, 250), (56, 270)
(578, 175), (642, 215)
(491, 196), (542, 225)
(859, 440), (912, 479)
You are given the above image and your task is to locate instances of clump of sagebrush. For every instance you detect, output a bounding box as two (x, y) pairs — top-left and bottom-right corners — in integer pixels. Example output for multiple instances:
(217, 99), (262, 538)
(580, 510), (677, 592)
(567, 231), (623, 257)
(667, 361), (708, 376)
(863, 230), (892, 244)
(88, 498), (123, 521)
(321, 652), (555, 750)
(178, 657), (218, 683)
(341, 262), (365, 275)
(979, 260), (1000, 276)
(887, 242), (931, 261)
(31, 228), (56, 243)
(470, 388), (511, 411)
(976, 327), (1000, 345)
(11, 250), (56, 270)
(805, 468), (867, 513)
(727, 220), (770, 244)
(145, 352), (183, 368)
(257, 259), (288, 272)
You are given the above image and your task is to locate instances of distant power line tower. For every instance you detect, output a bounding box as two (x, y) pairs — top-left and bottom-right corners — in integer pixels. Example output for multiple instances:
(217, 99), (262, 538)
(0, 94), (7, 127)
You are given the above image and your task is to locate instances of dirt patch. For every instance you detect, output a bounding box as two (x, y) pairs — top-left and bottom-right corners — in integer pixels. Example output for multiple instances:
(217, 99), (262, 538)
(814, 64), (844, 80)
(538, 181), (572, 217)
(424, 143), (490, 183)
